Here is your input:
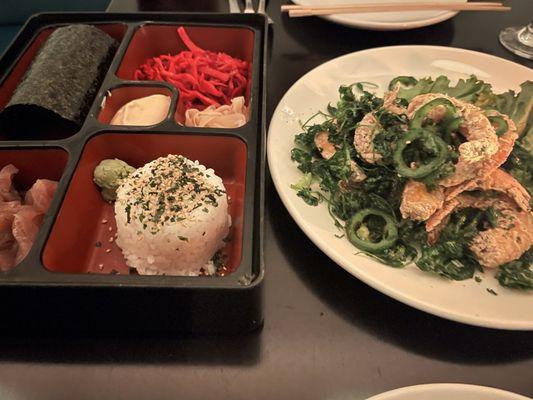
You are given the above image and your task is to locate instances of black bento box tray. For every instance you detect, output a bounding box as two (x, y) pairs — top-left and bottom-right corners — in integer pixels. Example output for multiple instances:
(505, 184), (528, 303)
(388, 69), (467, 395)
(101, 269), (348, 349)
(0, 12), (267, 334)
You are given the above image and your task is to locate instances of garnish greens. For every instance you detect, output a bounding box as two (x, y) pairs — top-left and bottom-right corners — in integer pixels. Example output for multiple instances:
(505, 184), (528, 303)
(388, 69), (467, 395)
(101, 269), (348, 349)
(497, 249), (533, 290)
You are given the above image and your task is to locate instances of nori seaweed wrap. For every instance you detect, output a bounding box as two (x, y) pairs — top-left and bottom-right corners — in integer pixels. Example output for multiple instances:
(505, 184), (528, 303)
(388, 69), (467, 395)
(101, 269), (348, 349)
(0, 24), (118, 139)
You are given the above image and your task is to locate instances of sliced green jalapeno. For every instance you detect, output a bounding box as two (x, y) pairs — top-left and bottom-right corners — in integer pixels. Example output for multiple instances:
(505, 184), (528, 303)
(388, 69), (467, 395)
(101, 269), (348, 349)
(394, 129), (449, 179)
(488, 116), (508, 136)
(388, 76), (418, 91)
(443, 117), (462, 134)
(345, 208), (398, 252)
(441, 117), (462, 143)
(410, 98), (457, 129)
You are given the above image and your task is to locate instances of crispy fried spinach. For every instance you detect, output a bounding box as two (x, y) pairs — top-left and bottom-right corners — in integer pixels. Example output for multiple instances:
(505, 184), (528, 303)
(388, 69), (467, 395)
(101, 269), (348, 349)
(497, 249), (533, 290)
(416, 208), (487, 280)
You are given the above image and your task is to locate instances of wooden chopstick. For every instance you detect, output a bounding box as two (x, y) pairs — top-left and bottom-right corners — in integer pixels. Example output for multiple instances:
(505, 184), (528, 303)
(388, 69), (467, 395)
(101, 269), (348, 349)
(282, 2), (510, 17)
(281, 1), (503, 10)
(281, 2), (501, 10)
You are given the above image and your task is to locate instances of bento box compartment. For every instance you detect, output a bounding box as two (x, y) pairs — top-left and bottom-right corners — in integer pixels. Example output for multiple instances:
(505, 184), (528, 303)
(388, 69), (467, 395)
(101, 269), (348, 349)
(0, 24), (127, 140)
(0, 148), (68, 271)
(117, 25), (254, 127)
(43, 133), (247, 276)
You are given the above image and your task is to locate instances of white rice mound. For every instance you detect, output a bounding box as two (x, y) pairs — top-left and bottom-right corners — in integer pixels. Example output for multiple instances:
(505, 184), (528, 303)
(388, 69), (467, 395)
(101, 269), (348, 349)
(114, 154), (231, 276)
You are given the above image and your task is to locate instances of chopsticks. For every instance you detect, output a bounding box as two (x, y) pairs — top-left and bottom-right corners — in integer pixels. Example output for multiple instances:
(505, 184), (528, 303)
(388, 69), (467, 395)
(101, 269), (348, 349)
(281, 2), (510, 17)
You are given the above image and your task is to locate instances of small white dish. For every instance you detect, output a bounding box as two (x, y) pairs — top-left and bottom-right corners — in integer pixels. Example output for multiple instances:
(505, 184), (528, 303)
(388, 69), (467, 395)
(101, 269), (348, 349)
(290, 0), (464, 30)
(367, 383), (531, 400)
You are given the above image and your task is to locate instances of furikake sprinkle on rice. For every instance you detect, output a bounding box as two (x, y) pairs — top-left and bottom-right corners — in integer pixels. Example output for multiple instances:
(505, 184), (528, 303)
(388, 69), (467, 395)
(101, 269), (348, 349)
(122, 155), (226, 234)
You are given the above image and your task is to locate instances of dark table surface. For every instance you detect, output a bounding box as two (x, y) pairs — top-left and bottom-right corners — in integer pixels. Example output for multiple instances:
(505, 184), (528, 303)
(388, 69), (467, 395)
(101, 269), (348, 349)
(1, 1), (532, 399)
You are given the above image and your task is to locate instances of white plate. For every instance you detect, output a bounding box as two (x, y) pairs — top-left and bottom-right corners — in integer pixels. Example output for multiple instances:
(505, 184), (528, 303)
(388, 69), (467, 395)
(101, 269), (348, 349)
(267, 46), (533, 330)
(291, 0), (463, 31)
(367, 384), (531, 400)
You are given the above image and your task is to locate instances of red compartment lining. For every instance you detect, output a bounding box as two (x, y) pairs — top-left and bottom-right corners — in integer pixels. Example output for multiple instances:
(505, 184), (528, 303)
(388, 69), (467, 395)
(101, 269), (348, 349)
(43, 133), (246, 276)
(0, 24), (127, 113)
(117, 25), (254, 124)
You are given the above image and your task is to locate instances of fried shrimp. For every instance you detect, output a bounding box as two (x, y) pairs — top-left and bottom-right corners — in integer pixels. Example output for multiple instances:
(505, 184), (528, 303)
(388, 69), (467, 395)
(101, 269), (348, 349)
(426, 193), (533, 268)
(354, 112), (382, 164)
(400, 180), (444, 221)
(480, 110), (518, 174)
(383, 83), (406, 115)
(314, 131), (337, 160)
(407, 93), (452, 123)
(445, 168), (531, 212)
(314, 131), (366, 183)
(353, 85), (408, 164)
(408, 93), (500, 187)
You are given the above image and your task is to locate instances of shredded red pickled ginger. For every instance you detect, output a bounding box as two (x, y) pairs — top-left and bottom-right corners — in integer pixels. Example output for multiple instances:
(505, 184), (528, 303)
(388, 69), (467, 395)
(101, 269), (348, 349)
(134, 27), (250, 111)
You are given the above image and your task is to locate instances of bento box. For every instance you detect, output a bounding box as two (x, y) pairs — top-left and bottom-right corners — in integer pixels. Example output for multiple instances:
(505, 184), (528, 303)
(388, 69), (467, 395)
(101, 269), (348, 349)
(0, 12), (266, 333)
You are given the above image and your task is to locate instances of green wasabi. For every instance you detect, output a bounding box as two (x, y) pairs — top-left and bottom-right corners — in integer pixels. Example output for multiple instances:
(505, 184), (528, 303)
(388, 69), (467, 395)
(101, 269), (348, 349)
(93, 159), (135, 202)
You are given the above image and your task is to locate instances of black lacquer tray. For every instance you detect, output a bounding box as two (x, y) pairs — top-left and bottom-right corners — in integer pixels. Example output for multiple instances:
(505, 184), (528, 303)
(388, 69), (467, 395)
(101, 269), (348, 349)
(0, 12), (267, 334)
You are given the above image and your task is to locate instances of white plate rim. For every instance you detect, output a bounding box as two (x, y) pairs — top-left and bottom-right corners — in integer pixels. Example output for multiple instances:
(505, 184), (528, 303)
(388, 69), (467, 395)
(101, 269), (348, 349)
(267, 45), (533, 330)
(290, 0), (459, 30)
(366, 383), (531, 400)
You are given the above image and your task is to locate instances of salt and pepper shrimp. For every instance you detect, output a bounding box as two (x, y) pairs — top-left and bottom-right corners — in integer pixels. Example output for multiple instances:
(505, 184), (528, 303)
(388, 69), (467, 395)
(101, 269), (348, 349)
(314, 131), (337, 160)
(356, 91), (501, 190)
(353, 84), (407, 164)
(441, 111), (520, 207)
(407, 93), (500, 187)
(353, 113), (383, 164)
(445, 168), (531, 212)
(479, 110), (518, 174)
(400, 180), (444, 221)
(427, 168), (531, 233)
(314, 131), (366, 183)
(399, 93), (518, 224)
(425, 193), (533, 268)
(382, 83), (406, 115)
